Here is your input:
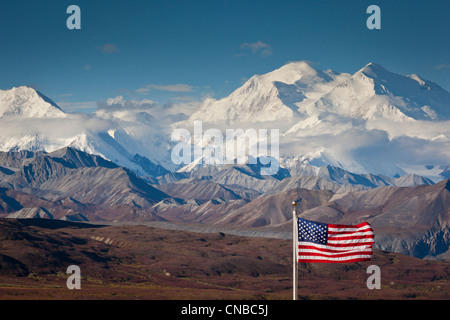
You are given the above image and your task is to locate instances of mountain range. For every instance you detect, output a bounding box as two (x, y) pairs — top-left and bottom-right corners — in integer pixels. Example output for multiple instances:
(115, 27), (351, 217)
(189, 61), (450, 127)
(0, 85), (174, 175)
(0, 61), (449, 260)
(1, 61), (450, 181)
(183, 61), (450, 179)
(189, 61), (450, 124)
(0, 146), (448, 259)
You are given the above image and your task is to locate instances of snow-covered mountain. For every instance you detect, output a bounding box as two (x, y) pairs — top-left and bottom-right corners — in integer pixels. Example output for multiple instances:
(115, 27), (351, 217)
(182, 61), (450, 181)
(1, 61), (449, 182)
(189, 61), (450, 125)
(0, 86), (65, 118)
(189, 61), (349, 125)
(292, 62), (450, 121)
(0, 86), (173, 176)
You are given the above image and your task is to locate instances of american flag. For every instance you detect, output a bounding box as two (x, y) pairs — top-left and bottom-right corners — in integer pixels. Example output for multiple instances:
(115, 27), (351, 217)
(297, 218), (374, 263)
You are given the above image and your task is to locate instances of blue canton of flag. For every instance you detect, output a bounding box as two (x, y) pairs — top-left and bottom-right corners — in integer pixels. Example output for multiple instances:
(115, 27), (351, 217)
(298, 218), (328, 245)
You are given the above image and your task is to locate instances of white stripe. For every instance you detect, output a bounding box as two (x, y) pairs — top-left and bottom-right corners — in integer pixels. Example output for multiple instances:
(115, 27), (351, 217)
(328, 231), (374, 238)
(328, 238), (375, 244)
(297, 255), (372, 261)
(328, 225), (373, 232)
(298, 248), (372, 256)
(298, 242), (373, 251)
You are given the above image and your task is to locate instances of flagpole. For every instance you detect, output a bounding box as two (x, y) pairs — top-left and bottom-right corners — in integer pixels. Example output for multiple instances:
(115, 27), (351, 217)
(292, 201), (298, 300)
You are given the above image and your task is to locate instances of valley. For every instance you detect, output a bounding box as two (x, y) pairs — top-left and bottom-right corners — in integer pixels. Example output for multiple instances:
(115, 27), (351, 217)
(0, 147), (448, 260)
(0, 218), (448, 300)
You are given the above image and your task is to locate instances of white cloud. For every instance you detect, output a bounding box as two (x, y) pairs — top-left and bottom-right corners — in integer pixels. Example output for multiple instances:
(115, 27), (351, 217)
(0, 113), (114, 143)
(135, 87), (151, 94)
(434, 64), (450, 70)
(240, 41), (272, 57)
(279, 116), (450, 176)
(96, 95), (202, 124)
(136, 83), (195, 94)
(101, 43), (119, 53)
(97, 96), (156, 111)
(57, 101), (98, 113)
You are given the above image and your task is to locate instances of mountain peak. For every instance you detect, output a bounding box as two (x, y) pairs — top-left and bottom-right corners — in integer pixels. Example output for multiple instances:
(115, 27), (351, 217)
(357, 62), (432, 88)
(358, 62), (389, 77)
(279, 60), (318, 72)
(261, 61), (321, 85)
(0, 86), (65, 118)
(364, 62), (382, 68)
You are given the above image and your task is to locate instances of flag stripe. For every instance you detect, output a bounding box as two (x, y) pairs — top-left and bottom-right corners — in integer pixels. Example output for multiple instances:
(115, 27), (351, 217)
(298, 249), (372, 258)
(298, 242), (373, 251)
(328, 232), (374, 239)
(328, 222), (371, 229)
(297, 244), (371, 253)
(327, 242), (374, 248)
(328, 227), (373, 234)
(328, 224), (372, 232)
(297, 218), (374, 263)
(327, 237), (373, 242)
(328, 234), (374, 241)
(297, 257), (372, 263)
(328, 238), (374, 245)
(298, 253), (373, 260)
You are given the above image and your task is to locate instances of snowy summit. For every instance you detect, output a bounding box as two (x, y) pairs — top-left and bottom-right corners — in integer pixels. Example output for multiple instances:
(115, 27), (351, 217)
(0, 86), (65, 118)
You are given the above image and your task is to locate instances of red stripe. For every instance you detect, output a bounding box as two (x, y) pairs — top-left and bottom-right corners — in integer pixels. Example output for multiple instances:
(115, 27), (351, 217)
(298, 244), (372, 253)
(328, 222), (371, 229)
(328, 228), (373, 235)
(298, 250), (372, 258)
(298, 257), (372, 263)
(326, 241), (374, 247)
(298, 245), (349, 253)
(328, 229), (372, 235)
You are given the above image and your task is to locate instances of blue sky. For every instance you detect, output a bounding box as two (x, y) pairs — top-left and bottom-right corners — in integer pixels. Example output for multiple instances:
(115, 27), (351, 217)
(0, 0), (449, 113)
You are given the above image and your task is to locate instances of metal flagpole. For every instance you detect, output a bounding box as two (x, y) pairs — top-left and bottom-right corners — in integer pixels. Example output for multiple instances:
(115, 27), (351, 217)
(292, 201), (298, 300)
